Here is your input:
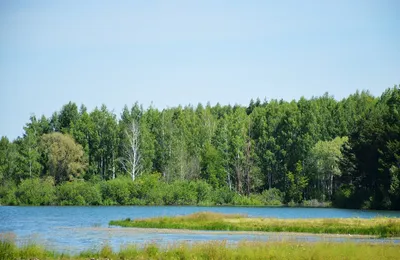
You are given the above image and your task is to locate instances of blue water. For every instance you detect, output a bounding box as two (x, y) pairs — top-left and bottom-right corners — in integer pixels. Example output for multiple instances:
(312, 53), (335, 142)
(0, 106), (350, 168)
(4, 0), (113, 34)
(1, 206), (399, 253)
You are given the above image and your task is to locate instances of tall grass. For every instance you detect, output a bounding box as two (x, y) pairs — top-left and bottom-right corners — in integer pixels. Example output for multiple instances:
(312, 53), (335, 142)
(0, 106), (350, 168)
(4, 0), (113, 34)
(0, 236), (60, 260)
(110, 211), (400, 237)
(1, 238), (399, 260)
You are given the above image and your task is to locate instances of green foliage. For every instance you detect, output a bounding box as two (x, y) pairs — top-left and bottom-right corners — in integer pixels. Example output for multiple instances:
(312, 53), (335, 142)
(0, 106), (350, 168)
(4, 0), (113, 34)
(285, 162), (308, 203)
(260, 188), (284, 205)
(161, 180), (198, 205)
(335, 86), (400, 209)
(111, 212), (400, 238)
(40, 133), (87, 184)
(333, 185), (356, 208)
(100, 177), (132, 205)
(57, 181), (102, 205)
(1, 238), (400, 260)
(0, 182), (18, 205)
(17, 177), (56, 205)
(213, 187), (236, 205)
(193, 180), (213, 204)
(232, 193), (263, 206)
(302, 199), (331, 207)
(306, 136), (348, 201)
(0, 237), (17, 260)
(1, 86), (399, 209)
(201, 143), (226, 188)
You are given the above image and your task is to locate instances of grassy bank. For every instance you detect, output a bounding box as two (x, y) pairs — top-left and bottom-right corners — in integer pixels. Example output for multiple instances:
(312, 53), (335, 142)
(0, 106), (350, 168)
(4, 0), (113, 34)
(109, 212), (400, 238)
(1, 239), (400, 260)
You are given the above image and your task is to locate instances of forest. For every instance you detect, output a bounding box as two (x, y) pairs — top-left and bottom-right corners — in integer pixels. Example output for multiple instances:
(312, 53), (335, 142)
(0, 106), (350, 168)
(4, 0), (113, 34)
(0, 86), (399, 209)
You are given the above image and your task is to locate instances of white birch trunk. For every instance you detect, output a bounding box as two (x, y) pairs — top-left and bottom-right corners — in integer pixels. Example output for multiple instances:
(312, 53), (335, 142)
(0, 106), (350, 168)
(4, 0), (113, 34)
(120, 120), (141, 182)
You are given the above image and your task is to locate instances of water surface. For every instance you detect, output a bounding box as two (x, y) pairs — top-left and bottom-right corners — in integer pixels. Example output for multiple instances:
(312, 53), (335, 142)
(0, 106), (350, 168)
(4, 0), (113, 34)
(1, 206), (399, 253)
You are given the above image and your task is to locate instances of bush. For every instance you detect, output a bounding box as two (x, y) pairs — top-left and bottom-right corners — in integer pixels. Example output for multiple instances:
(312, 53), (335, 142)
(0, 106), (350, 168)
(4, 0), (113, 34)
(17, 177), (56, 205)
(82, 183), (102, 205)
(100, 177), (131, 205)
(132, 173), (161, 202)
(212, 187), (236, 205)
(57, 181), (102, 205)
(261, 188), (284, 206)
(232, 194), (263, 206)
(0, 182), (18, 205)
(333, 185), (359, 208)
(193, 180), (213, 204)
(302, 199), (331, 207)
(160, 181), (197, 205)
(57, 181), (86, 205)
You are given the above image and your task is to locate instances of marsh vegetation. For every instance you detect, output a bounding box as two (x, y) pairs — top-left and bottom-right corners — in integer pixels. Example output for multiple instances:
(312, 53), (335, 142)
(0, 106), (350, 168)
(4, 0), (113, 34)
(1, 238), (400, 260)
(110, 212), (400, 238)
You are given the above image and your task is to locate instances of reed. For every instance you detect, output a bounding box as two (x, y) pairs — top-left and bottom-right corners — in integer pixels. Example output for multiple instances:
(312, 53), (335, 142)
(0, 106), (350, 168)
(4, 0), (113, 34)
(109, 211), (400, 237)
(1, 239), (400, 260)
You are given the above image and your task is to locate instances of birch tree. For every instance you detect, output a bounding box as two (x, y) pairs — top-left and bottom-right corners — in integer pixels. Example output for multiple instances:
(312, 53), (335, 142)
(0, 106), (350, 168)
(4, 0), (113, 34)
(120, 120), (141, 181)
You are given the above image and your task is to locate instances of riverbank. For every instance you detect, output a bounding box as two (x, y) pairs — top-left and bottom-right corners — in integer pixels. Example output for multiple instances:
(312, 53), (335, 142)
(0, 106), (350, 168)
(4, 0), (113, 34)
(1, 239), (399, 260)
(110, 212), (400, 238)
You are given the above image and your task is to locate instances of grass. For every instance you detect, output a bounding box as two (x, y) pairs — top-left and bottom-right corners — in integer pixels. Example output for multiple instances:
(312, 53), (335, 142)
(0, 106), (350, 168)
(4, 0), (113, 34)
(109, 211), (400, 238)
(1, 238), (400, 259)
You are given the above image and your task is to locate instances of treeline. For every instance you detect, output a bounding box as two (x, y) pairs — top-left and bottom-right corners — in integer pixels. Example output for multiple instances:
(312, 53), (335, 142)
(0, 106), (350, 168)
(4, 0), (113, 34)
(0, 86), (399, 209)
(0, 175), (287, 206)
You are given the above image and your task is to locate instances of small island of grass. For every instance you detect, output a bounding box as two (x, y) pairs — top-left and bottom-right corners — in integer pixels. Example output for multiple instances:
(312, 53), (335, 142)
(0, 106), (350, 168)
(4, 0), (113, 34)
(109, 212), (400, 238)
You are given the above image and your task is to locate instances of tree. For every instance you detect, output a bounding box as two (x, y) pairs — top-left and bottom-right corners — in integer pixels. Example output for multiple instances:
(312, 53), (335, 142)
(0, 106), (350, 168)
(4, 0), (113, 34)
(16, 121), (42, 180)
(201, 143), (225, 188)
(139, 107), (157, 174)
(70, 106), (93, 176)
(120, 120), (141, 181)
(227, 106), (250, 194)
(40, 132), (87, 184)
(306, 136), (348, 201)
(285, 161), (308, 203)
(212, 117), (231, 189)
(90, 105), (119, 180)
(336, 86), (399, 209)
(0, 136), (17, 184)
(58, 102), (79, 133)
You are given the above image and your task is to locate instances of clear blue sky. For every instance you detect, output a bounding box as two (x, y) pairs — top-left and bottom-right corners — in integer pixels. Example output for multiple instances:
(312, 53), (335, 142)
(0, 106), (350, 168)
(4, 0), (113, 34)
(1, 0), (399, 140)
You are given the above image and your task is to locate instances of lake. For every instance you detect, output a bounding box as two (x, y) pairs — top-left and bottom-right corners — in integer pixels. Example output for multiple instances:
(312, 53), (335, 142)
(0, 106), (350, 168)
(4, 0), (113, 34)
(1, 206), (400, 253)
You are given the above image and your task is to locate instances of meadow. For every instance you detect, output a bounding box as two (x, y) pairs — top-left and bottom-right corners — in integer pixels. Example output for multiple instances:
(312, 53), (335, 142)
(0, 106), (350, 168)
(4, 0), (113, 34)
(1, 238), (400, 260)
(110, 212), (400, 238)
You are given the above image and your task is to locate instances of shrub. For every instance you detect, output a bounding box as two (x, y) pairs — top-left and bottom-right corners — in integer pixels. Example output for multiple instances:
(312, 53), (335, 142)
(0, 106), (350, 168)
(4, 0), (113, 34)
(160, 181), (197, 205)
(261, 188), (284, 205)
(0, 182), (18, 205)
(302, 199), (331, 207)
(193, 180), (213, 204)
(57, 181), (86, 205)
(212, 187), (236, 205)
(17, 177), (56, 205)
(333, 185), (358, 208)
(232, 194), (263, 206)
(100, 177), (131, 205)
(57, 180), (102, 205)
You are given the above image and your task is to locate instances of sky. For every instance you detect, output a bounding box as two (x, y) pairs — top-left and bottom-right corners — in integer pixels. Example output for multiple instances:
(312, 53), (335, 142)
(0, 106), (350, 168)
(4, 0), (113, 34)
(1, 0), (399, 140)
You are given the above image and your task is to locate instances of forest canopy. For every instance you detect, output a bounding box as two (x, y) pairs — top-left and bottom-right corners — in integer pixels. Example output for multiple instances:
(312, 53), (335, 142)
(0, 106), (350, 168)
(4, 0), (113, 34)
(0, 86), (399, 209)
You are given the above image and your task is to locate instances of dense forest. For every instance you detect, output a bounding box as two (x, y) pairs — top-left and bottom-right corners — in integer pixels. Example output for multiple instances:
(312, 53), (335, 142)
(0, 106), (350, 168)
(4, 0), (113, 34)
(0, 86), (399, 209)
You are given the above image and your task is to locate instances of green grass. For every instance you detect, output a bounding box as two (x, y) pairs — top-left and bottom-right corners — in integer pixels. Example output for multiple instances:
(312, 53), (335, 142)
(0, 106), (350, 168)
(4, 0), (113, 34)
(1, 238), (400, 259)
(109, 211), (400, 238)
